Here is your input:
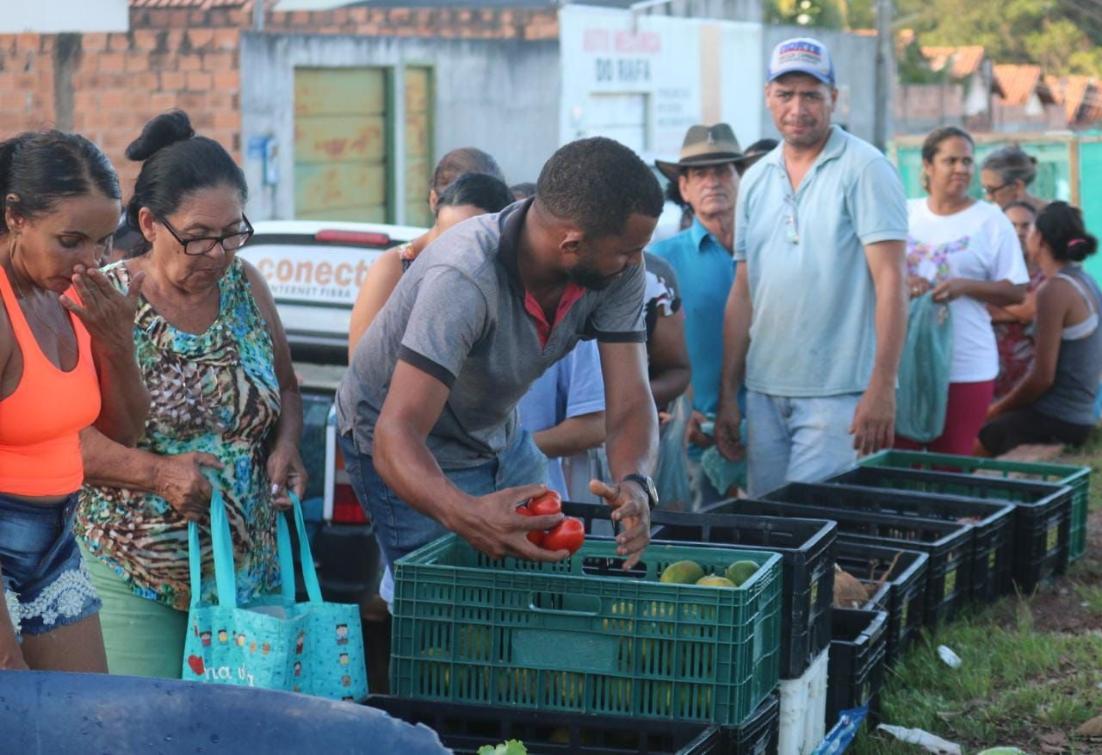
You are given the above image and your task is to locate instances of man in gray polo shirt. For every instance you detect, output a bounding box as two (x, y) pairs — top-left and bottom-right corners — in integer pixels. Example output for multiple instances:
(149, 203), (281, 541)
(337, 137), (664, 569)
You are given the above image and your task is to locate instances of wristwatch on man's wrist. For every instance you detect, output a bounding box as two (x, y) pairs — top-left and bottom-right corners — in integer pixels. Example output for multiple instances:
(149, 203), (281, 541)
(622, 474), (658, 510)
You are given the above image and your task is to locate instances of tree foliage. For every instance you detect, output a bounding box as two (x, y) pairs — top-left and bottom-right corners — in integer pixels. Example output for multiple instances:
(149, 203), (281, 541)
(764, 0), (1102, 77)
(893, 0), (1102, 76)
(766, 0), (848, 29)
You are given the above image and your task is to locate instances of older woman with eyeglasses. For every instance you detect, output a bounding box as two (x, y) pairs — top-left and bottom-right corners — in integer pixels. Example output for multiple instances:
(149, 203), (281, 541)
(980, 145), (1046, 212)
(75, 111), (305, 678)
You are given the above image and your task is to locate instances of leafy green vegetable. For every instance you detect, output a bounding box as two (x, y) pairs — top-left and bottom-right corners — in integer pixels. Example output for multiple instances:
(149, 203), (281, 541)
(476, 740), (527, 755)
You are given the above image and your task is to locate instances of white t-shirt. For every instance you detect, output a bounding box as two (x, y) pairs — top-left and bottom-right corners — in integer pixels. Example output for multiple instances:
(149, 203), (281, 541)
(906, 199), (1029, 382)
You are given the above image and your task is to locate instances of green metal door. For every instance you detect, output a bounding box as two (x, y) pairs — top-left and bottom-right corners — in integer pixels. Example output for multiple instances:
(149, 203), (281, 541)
(403, 66), (434, 229)
(294, 68), (390, 222)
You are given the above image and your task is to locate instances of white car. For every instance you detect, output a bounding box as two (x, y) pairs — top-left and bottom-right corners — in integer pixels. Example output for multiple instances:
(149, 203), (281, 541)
(238, 219), (424, 363)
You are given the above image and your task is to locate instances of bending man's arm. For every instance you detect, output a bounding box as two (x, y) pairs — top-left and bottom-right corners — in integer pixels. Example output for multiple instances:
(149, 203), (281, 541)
(374, 360), (566, 561)
(596, 340), (657, 567)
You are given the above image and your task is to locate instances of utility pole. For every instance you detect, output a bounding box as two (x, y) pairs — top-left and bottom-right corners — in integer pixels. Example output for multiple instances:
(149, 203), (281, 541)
(873, 0), (894, 151)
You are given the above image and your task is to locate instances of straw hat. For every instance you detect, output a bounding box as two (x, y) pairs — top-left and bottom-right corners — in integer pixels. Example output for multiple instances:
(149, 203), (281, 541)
(655, 123), (747, 182)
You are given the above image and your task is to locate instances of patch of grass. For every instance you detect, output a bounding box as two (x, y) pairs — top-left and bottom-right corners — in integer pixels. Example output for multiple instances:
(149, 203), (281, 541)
(1075, 582), (1102, 614)
(853, 605), (1102, 752)
(850, 438), (1102, 754)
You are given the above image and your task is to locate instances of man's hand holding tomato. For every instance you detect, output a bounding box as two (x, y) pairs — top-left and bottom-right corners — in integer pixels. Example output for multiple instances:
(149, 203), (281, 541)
(519, 491), (586, 553)
(589, 478), (651, 570)
(448, 483), (571, 562)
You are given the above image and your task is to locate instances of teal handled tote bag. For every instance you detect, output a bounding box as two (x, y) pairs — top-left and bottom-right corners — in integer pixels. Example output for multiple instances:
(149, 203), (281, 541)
(896, 292), (953, 443)
(182, 488), (368, 702)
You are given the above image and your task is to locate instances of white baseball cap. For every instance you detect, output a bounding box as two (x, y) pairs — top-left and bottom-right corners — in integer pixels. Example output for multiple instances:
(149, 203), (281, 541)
(768, 37), (835, 86)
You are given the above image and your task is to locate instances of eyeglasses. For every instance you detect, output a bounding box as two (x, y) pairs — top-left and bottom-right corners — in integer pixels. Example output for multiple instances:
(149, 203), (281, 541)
(158, 214), (254, 256)
(982, 182), (1012, 197)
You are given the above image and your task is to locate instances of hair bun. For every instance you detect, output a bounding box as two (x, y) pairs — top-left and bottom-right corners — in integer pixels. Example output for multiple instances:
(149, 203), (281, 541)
(125, 110), (194, 162)
(1068, 234), (1099, 261)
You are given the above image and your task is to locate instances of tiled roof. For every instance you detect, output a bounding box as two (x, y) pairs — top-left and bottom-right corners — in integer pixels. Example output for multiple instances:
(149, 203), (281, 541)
(993, 64), (1056, 106)
(1062, 75), (1102, 123)
(922, 45), (986, 79)
(130, 0), (250, 8)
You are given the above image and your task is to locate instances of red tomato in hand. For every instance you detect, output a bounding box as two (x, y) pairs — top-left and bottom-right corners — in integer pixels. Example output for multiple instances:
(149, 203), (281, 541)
(516, 495), (553, 546)
(542, 517), (585, 555)
(526, 491), (562, 517)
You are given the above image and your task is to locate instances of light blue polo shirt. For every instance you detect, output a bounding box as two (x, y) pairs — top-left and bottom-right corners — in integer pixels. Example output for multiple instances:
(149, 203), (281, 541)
(734, 127), (908, 397)
(518, 340), (605, 497)
(649, 218), (734, 416)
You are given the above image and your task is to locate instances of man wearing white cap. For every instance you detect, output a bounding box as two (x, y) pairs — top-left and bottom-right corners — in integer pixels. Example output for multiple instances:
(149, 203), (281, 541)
(715, 37), (908, 495)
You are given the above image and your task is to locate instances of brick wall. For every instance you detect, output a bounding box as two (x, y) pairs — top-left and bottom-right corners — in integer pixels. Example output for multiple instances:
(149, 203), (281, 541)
(71, 27), (243, 191)
(0, 34), (58, 136)
(0, 4), (558, 192)
(894, 83), (966, 135)
(130, 5), (560, 41)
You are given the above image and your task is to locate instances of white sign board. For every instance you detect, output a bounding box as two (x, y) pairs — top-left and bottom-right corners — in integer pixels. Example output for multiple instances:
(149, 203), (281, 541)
(0, 0), (128, 33)
(559, 6), (763, 162)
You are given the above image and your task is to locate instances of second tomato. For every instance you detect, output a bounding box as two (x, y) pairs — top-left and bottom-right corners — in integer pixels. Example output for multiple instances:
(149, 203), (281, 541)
(542, 517), (585, 555)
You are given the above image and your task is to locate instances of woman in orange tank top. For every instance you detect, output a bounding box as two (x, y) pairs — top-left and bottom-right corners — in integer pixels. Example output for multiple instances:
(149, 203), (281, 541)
(0, 131), (150, 672)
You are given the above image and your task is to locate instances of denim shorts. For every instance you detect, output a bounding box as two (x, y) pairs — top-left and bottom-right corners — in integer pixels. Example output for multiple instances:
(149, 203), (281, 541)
(0, 493), (101, 638)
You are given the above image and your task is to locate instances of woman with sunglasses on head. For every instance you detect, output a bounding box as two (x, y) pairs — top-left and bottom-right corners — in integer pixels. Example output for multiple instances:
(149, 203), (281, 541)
(980, 202), (1102, 455)
(0, 131), (149, 672)
(897, 127), (1029, 455)
(75, 111), (306, 678)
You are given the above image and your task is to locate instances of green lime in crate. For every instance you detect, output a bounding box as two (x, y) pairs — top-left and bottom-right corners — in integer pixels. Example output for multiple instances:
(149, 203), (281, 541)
(389, 534), (783, 726)
(861, 450), (1091, 562)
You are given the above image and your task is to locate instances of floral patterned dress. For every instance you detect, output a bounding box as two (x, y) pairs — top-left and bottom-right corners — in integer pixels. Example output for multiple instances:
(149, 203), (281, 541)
(76, 258), (283, 611)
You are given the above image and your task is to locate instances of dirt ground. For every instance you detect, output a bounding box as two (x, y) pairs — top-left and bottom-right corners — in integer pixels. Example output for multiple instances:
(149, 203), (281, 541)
(1011, 505), (1102, 635)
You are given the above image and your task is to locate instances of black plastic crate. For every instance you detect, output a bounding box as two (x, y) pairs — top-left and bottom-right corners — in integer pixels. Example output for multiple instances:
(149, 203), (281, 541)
(827, 608), (889, 728)
(366, 695), (722, 754)
(835, 540), (928, 665)
(796, 481), (1014, 603)
(828, 466), (1072, 593)
(720, 692), (780, 755)
(633, 502), (836, 680)
(736, 496), (973, 627)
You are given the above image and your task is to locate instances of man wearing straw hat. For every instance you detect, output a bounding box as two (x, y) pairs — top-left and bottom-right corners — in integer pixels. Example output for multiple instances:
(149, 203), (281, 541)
(650, 123), (749, 506)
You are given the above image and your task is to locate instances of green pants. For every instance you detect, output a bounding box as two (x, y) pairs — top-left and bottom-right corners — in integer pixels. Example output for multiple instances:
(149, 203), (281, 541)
(82, 549), (187, 678)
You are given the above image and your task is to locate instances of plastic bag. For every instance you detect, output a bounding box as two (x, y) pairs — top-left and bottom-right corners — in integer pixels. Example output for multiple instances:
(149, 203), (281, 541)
(896, 293), (953, 443)
(654, 394), (692, 510)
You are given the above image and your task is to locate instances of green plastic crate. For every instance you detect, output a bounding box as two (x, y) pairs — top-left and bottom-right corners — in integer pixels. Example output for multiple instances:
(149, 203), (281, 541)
(390, 534), (782, 725)
(862, 450), (1091, 561)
